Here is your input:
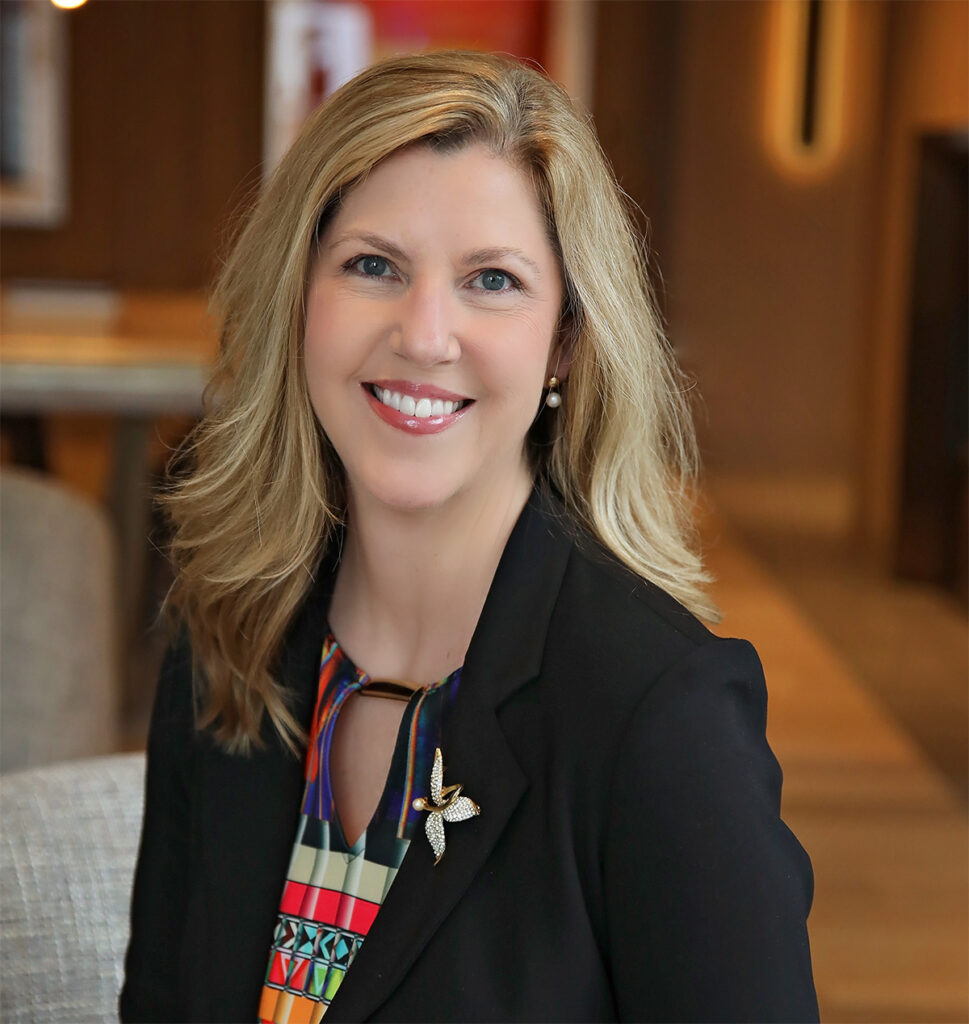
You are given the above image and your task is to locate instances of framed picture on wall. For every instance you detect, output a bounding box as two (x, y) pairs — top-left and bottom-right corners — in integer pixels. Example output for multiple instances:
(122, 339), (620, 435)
(264, 0), (374, 175)
(0, 1), (69, 227)
(262, 0), (588, 178)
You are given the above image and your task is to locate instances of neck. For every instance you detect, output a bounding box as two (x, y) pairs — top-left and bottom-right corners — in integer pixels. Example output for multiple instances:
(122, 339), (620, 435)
(328, 471), (533, 684)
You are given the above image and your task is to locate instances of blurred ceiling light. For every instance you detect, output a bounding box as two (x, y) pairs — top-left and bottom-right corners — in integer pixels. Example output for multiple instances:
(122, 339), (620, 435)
(765, 0), (850, 178)
(50, 0), (88, 9)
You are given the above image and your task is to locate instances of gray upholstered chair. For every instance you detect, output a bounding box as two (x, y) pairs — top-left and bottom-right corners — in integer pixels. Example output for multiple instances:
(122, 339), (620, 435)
(0, 753), (146, 1023)
(0, 468), (120, 772)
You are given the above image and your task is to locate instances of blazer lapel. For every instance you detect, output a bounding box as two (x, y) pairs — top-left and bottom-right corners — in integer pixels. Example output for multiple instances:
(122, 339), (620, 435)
(326, 487), (574, 1020)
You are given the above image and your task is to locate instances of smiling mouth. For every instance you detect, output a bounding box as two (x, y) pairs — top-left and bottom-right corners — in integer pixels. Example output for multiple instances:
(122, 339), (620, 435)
(366, 384), (473, 419)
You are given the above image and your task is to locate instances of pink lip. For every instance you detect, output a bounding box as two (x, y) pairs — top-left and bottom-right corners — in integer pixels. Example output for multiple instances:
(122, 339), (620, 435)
(367, 379), (471, 402)
(363, 383), (472, 436)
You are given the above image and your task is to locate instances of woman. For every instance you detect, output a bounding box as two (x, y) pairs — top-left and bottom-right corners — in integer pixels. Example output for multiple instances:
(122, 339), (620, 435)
(122, 51), (818, 1023)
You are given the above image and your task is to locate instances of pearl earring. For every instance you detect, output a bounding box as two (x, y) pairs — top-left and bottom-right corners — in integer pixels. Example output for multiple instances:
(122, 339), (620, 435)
(545, 376), (562, 409)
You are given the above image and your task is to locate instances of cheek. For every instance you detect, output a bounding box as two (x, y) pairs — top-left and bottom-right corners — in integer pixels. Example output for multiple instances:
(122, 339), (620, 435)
(490, 315), (559, 393)
(302, 329), (327, 403)
(302, 321), (345, 429)
(303, 297), (351, 389)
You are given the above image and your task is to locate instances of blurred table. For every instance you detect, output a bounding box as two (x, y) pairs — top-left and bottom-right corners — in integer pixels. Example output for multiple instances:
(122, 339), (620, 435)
(1, 289), (219, 687)
(1, 290), (217, 415)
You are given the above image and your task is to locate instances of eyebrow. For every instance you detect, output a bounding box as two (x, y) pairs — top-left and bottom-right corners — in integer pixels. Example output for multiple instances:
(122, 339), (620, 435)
(327, 232), (409, 265)
(465, 247), (542, 277)
(327, 232), (543, 277)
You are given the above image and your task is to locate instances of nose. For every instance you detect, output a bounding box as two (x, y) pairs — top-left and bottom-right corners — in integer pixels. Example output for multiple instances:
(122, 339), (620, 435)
(390, 279), (461, 366)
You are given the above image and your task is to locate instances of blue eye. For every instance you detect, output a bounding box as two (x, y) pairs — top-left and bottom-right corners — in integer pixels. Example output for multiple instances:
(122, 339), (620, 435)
(475, 269), (519, 292)
(357, 255), (389, 277)
(480, 270), (506, 291)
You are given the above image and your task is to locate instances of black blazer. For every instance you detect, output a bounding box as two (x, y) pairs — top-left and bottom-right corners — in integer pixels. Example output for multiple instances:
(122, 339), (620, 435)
(121, 489), (818, 1022)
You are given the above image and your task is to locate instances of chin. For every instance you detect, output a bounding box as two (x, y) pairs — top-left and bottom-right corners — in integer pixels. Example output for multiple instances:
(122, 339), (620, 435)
(351, 470), (465, 515)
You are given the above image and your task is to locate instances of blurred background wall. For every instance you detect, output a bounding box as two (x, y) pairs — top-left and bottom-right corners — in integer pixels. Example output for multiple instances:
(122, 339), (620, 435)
(1, 0), (266, 287)
(3, 0), (965, 592)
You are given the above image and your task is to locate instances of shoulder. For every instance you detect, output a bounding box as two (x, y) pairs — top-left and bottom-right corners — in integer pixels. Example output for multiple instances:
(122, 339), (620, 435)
(542, 504), (756, 708)
(560, 520), (716, 648)
(525, 499), (780, 813)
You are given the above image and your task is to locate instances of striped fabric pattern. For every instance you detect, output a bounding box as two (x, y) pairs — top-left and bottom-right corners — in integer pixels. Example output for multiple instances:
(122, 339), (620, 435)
(258, 634), (461, 1024)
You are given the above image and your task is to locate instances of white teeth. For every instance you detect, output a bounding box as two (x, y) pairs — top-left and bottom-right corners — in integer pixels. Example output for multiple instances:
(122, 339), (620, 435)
(373, 387), (465, 417)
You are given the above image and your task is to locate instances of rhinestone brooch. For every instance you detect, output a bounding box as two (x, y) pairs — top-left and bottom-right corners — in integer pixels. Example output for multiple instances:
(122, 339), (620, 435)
(412, 747), (480, 865)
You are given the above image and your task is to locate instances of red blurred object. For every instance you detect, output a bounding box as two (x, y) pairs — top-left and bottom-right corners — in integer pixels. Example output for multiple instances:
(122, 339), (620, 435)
(358, 0), (548, 67)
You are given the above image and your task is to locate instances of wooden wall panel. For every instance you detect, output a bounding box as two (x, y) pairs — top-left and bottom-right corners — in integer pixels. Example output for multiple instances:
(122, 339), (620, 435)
(1, 0), (265, 289)
(859, 0), (969, 567)
(592, 1), (681, 311)
(662, 2), (887, 479)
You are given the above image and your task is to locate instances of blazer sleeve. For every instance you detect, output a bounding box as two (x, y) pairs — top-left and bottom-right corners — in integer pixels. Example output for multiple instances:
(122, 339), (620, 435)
(602, 638), (819, 1023)
(120, 633), (197, 1023)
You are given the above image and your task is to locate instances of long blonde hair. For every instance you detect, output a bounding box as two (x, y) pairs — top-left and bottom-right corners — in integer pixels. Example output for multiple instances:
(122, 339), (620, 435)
(165, 50), (715, 754)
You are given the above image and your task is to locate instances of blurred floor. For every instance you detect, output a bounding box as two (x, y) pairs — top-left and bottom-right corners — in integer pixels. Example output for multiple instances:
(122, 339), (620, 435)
(704, 476), (968, 1023)
(710, 473), (968, 802)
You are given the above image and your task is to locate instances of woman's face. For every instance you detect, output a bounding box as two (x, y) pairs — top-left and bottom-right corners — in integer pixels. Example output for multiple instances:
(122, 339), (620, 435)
(304, 143), (565, 515)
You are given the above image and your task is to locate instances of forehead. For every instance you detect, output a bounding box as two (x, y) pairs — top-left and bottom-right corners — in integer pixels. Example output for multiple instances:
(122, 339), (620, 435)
(321, 143), (555, 258)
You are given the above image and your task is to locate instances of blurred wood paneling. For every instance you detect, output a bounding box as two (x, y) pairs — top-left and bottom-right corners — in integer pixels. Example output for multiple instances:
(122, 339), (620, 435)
(591, 1), (681, 311)
(859, 0), (969, 568)
(897, 134), (968, 601)
(0, 0), (265, 289)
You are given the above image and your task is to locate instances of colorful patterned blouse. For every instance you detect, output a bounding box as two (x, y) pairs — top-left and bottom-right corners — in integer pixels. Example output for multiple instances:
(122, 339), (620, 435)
(258, 634), (462, 1024)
